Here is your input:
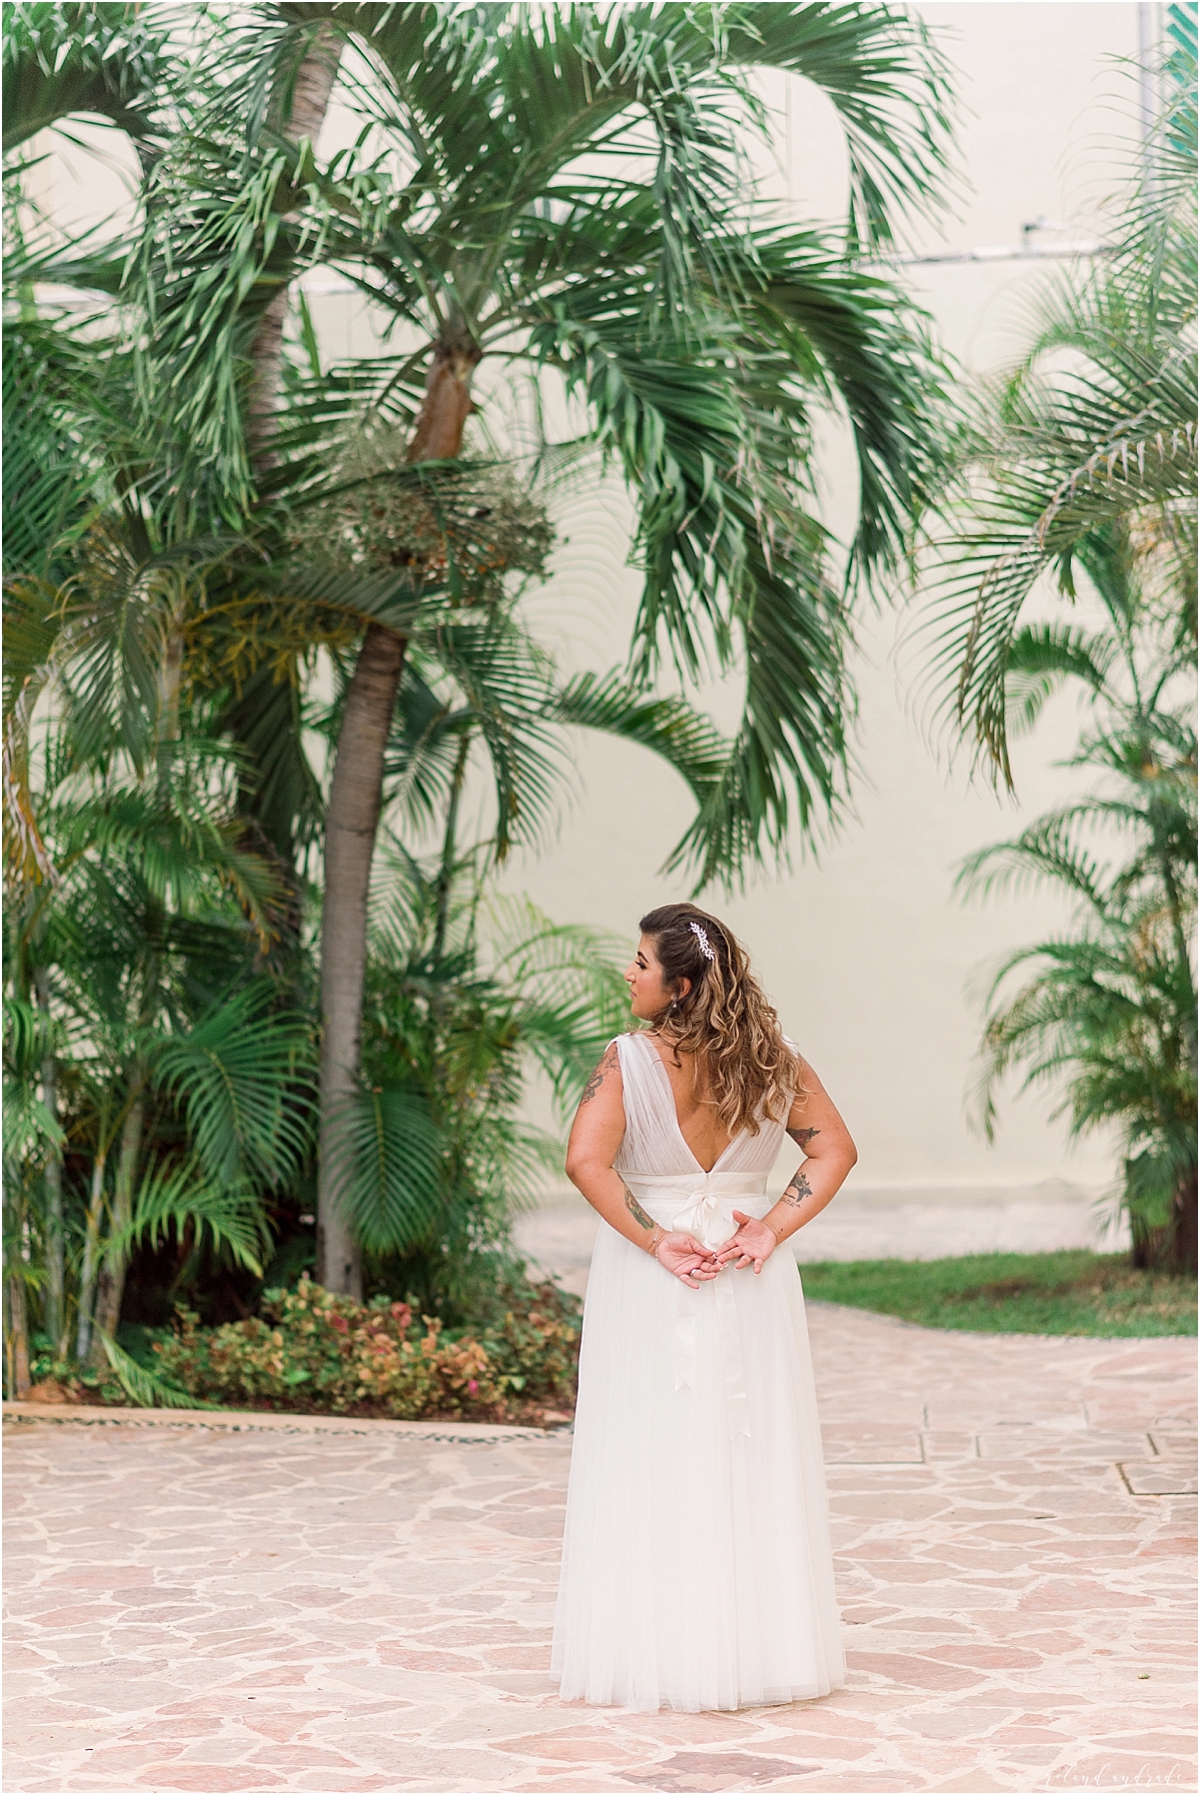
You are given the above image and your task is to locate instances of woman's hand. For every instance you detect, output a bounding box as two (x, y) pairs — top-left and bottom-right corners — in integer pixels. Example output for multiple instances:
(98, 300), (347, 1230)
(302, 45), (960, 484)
(713, 1210), (778, 1275)
(654, 1230), (720, 1284)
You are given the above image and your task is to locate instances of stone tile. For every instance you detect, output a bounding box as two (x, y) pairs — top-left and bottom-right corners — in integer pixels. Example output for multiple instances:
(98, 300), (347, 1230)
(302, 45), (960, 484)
(4, 1305), (1195, 1795)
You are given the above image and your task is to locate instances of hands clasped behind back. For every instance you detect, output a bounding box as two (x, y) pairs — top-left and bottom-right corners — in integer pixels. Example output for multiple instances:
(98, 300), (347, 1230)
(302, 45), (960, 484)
(654, 1209), (777, 1284)
(712, 1210), (778, 1275)
(653, 1230), (720, 1284)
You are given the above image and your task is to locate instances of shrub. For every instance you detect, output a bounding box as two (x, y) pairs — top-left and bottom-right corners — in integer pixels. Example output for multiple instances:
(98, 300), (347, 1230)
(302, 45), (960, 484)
(150, 1272), (581, 1422)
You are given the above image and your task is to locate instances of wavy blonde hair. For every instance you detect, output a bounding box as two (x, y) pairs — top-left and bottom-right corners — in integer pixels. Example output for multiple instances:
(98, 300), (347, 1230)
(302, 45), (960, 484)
(638, 903), (802, 1137)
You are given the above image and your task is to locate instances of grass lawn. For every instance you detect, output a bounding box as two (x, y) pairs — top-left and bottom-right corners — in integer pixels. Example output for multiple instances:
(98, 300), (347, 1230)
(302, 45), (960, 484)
(800, 1249), (1197, 1337)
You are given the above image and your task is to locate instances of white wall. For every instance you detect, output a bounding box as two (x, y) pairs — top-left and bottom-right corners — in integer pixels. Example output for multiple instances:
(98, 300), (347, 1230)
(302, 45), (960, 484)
(491, 1), (1144, 1197)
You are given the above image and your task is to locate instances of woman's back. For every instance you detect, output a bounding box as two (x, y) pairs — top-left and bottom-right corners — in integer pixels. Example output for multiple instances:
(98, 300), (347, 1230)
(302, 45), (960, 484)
(613, 1031), (789, 1179)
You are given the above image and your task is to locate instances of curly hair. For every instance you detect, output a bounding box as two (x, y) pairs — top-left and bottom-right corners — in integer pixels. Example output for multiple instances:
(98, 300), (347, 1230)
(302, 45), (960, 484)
(637, 903), (803, 1138)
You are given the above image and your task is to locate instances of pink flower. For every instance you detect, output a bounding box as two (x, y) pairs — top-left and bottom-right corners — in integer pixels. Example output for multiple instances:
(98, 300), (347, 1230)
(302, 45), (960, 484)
(467, 1379), (478, 1394)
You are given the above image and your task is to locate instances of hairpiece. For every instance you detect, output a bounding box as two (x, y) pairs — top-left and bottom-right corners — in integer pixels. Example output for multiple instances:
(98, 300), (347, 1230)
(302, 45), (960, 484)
(689, 921), (716, 962)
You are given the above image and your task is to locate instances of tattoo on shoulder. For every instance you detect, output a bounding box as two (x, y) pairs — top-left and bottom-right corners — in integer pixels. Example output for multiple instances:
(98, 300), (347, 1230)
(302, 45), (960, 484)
(787, 1125), (821, 1149)
(579, 1042), (619, 1105)
(623, 1183), (656, 1232)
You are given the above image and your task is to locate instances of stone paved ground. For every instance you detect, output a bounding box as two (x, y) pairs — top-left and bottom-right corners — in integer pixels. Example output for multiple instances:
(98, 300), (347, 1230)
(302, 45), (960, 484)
(3, 1304), (1195, 1795)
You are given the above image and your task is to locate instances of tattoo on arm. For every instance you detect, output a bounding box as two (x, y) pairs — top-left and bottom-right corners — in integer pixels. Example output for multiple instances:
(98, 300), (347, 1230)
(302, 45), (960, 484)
(781, 1169), (813, 1211)
(579, 1043), (618, 1105)
(787, 1126), (821, 1149)
(623, 1184), (656, 1232)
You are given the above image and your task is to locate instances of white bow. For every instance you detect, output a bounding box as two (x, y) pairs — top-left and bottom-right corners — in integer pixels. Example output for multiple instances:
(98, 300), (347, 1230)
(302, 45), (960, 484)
(672, 1188), (735, 1250)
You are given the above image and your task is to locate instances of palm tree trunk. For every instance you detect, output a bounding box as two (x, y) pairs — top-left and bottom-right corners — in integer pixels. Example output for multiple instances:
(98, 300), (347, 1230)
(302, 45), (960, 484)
(76, 1148), (108, 1362)
(315, 323), (481, 1295)
(34, 968), (65, 1351)
(238, 25), (343, 947)
(5, 1263), (31, 1400)
(246, 24), (343, 464)
(1129, 1162), (1198, 1276)
(1170, 1164), (1198, 1277)
(89, 1076), (145, 1363)
(432, 730), (472, 965)
(4, 1166), (31, 1397)
(316, 623), (406, 1296)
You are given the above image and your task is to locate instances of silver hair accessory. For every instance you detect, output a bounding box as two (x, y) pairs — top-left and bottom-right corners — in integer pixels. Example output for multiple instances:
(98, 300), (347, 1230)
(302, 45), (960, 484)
(689, 921), (716, 962)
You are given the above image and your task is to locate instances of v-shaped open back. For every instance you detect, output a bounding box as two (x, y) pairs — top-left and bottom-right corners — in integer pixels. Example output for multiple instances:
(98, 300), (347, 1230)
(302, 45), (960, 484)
(612, 1031), (789, 1181)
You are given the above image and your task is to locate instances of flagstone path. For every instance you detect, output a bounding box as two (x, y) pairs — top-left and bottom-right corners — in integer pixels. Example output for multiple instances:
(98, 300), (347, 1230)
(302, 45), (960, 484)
(4, 1302), (1195, 1795)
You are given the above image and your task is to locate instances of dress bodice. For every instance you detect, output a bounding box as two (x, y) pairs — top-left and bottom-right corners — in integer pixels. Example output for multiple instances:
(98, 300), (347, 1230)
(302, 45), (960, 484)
(611, 1031), (792, 1180)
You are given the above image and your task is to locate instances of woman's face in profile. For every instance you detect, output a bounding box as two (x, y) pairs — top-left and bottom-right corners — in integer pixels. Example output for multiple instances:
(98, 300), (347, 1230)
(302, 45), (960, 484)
(624, 933), (686, 1021)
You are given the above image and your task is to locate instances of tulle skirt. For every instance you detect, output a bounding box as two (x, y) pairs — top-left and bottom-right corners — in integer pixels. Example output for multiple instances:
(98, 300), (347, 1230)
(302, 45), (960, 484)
(551, 1177), (846, 1713)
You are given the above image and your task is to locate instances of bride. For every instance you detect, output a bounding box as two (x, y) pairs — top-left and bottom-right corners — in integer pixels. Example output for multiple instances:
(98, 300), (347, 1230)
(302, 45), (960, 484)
(551, 901), (856, 1714)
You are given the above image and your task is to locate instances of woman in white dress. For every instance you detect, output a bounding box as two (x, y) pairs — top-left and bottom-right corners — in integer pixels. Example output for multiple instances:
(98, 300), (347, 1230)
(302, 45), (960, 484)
(551, 902), (857, 1714)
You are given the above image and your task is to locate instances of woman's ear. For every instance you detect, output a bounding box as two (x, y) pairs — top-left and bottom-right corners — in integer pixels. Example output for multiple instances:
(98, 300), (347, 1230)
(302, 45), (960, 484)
(676, 976), (692, 1000)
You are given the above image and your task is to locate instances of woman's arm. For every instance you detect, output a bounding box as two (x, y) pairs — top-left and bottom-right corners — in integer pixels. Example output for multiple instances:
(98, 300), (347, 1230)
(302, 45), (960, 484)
(715, 1056), (857, 1272)
(564, 1041), (719, 1283)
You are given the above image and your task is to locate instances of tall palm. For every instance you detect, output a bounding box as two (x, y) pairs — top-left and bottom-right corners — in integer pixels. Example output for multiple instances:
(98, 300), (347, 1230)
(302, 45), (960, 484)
(141, 1), (953, 1291)
(918, 12), (1197, 783)
(9, 2), (957, 1295)
(958, 526), (1196, 1274)
(961, 723), (1196, 1276)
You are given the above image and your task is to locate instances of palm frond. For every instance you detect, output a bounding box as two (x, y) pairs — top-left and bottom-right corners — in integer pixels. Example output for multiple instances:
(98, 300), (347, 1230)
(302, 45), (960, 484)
(320, 1080), (447, 1253)
(917, 64), (1197, 780)
(96, 1328), (218, 1409)
(548, 668), (729, 820)
(1001, 622), (1120, 736)
(2, 2), (177, 157)
(149, 983), (315, 1188)
(721, 1), (956, 251)
(103, 1157), (272, 1277)
(484, 895), (631, 1112)
(957, 814), (1116, 916)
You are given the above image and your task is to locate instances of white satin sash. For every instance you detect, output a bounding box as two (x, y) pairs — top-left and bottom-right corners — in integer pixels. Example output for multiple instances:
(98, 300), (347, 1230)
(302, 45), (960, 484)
(622, 1172), (771, 1440)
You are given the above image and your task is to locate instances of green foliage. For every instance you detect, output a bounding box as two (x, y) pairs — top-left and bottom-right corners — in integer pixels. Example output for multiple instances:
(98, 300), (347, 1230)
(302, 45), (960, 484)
(105, 0), (956, 887)
(2, 0), (962, 1380)
(801, 1249), (1197, 1338)
(2, 2), (177, 158)
(914, 49), (1199, 1276)
(918, 24), (1197, 784)
(339, 851), (631, 1319)
(103, 1160), (273, 1281)
(96, 1326), (216, 1409)
(150, 1272), (582, 1421)
(150, 984), (314, 1189)
(957, 540), (1196, 1271)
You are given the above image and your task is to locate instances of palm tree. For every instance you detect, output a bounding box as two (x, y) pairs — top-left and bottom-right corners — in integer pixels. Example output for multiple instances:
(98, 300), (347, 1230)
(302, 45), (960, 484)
(916, 23), (1196, 1276)
(343, 843), (633, 1322)
(918, 10), (1197, 783)
(7, 2), (958, 1297)
(958, 526), (1196, 1275)
(3, 689), (315, 1372)
(140, 1), (954, 1292)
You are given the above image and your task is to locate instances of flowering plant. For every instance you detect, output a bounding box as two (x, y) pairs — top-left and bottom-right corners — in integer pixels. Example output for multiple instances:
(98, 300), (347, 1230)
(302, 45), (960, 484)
(150, 1272), (580, 1423)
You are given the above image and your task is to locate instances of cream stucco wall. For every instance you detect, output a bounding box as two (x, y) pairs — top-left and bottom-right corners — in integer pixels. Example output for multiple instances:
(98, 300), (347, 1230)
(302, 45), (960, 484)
(490, 1), (1145, 1199)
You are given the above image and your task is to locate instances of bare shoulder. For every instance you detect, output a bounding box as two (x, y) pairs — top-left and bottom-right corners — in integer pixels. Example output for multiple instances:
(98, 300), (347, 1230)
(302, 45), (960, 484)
(578, 1037), (624, 1105)
(785, 1052), (853, 1151)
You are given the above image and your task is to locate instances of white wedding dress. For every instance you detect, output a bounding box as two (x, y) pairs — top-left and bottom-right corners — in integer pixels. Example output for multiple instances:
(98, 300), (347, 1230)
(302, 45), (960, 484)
(551, 1030), (846, 1713)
